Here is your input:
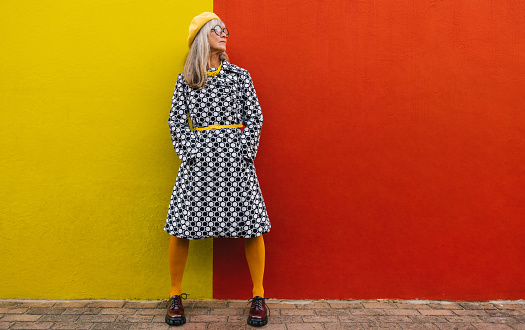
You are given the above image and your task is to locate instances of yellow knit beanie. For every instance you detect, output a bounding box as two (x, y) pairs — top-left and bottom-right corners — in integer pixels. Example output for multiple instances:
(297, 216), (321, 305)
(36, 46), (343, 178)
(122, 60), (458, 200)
(187, 12), (221, 47)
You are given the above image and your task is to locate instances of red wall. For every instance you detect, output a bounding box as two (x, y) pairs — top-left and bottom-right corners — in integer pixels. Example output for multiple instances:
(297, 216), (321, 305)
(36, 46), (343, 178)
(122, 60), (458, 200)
(213, 0), (525, 300)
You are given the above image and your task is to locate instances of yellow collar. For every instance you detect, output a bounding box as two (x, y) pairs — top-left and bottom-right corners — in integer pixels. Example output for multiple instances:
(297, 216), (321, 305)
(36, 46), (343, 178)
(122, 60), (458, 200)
(207, 61), (223, 77)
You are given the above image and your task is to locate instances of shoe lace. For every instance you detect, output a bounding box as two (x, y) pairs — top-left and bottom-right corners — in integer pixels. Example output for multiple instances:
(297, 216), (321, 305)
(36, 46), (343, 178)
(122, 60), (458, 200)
(169, 293), (188, 309)
(247, 296), (270, 316)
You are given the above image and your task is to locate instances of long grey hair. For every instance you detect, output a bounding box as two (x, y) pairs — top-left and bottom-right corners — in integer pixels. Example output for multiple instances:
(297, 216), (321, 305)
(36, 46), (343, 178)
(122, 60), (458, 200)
(184, 18), (228, 89)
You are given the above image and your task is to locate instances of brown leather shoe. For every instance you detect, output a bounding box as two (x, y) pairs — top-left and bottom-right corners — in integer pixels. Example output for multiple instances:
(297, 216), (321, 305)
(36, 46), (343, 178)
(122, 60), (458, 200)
(165, 294), (187, 326)
(247, 296), (269, 327)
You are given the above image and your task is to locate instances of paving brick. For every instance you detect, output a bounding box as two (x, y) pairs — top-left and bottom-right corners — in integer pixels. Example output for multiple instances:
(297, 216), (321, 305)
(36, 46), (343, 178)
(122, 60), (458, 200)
(375, 315), (413, 323)
(265, 303), (297, 309)
(90, 323), (133, 329)
(135, 308), (166, 315)
(485, 309), (522, 316)
(0, 301), (19, 307)
(427, 303), (463, 310)
(254, 324), (286, 330)
(123, 301), (160, 309)
(27, 307), (67, 315)
(408, 315), (449, 323)
(298, 302), (334, 309)
(189, 300), (228, 309)
(228, 301), (251, 309)
(100, 308), (136, 315)
(459, 303), (497, 310)
(383, 309), (421, 316)
(39, 314), (80, 322)
(362, 302), (397, 309)
(445, 316), (483, 323)
(286, 324), (324, 330)
(477, 316), (519, 324)
(323, 324), (363, 330)
(77, 314), (118, 322)
(303, 315), (339, 322)
(115, 314), (154, 323)
(339, 315), (383, 323)
(418, 309), (454, 315)
(495, 304), (525, 310)
(473, 324), (513, 329)
(315, 309), (351, 316)
(185, 308), (210, 315)
(453, 310), (489, 316)
(398, 323), (439, 329)
(513, 315), (525, 322)
(2, 314), (42, 321)
(151, 315), (166, 323)
(360, 323), (399, 329)
(186, 314), (228, 322)
(169, 323), (206, 330)
(17, 301), (56, 308)
(11, 322), (54, 329)
(0, 307), (28, 314)
(87, 301), (126, 308)
(53, 301), (91, 308)
(350, 309), (388, 316)
(209, 308), (243, 315)
(436, 324), (477, 330)
(128, 323), (170, 330)
(280, 309), (315, 316)
(50, 322), (93, 329)
(62, 307), (102, 315)
(327, 300), (364, 309)
(226, 315), (246, 323)
(207, 323), (246, 330)
(155, 301), (166, 309)
(0, 322), (14, 329)
(265, 315), (302, 323)
(395, 303), (432, 309)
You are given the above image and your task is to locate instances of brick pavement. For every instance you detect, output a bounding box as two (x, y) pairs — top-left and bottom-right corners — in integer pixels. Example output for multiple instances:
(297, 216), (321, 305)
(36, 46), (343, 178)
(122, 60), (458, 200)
(0, 299), (524, 329)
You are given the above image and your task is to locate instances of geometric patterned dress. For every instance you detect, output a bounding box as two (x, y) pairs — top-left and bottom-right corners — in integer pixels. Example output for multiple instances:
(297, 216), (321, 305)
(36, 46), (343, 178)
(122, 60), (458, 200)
(164, 61), (271, 239)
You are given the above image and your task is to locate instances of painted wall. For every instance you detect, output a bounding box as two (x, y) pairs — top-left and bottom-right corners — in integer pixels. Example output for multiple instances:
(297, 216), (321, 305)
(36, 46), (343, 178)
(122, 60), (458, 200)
(213, 0), (525, 300)
(1, 0), (524, 301)
(0, 1), (214, 299)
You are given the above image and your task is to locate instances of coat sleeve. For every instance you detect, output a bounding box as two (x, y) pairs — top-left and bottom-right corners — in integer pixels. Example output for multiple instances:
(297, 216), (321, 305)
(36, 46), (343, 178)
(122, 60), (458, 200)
(239, 71), (263, 162)
(168, 74), (198, 163)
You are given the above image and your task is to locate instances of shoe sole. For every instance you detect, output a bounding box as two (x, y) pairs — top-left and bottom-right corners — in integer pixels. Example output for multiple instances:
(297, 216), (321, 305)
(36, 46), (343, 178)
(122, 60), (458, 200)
(247, 316), (268, 327)
(165, 315), (186, 326)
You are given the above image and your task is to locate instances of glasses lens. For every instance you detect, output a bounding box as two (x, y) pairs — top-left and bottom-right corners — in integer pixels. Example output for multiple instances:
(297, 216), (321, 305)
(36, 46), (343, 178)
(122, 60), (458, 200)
(212, 25), (229, 37)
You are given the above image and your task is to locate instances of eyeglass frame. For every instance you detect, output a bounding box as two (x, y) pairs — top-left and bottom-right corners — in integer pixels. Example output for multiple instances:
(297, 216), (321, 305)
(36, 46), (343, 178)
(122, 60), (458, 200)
(211, 25), (229, 38)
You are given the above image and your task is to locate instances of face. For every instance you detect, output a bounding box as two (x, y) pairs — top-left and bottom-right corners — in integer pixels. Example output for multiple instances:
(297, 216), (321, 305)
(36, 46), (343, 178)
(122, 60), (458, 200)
(208, 24), (228, 52)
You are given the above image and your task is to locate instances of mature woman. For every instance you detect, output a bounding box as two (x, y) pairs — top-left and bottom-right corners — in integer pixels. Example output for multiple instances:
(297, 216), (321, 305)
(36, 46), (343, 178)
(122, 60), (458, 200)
(164, 12), (271, 327)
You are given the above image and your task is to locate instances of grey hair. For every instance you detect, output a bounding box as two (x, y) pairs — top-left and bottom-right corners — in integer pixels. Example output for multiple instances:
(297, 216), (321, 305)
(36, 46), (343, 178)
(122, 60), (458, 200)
(184, 18), (229, 89)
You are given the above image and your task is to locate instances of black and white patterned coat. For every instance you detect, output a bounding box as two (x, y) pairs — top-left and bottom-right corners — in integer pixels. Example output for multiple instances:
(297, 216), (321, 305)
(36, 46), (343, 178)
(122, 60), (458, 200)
(164, 61), (271, 239)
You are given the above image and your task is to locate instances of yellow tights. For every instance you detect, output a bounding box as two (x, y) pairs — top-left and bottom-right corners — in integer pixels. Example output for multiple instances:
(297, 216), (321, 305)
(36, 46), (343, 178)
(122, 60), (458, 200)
(168, 235), (265, 298)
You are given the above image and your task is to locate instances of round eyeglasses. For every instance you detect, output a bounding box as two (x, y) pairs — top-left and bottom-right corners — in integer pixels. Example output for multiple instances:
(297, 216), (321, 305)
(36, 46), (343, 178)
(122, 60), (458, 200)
(211, 25), (229, 38)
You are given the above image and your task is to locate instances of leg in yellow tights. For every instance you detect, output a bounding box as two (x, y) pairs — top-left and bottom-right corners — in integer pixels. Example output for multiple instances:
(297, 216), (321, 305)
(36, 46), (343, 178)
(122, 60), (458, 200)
(168, 235), (190, 297)
(244, 235), (265, 297)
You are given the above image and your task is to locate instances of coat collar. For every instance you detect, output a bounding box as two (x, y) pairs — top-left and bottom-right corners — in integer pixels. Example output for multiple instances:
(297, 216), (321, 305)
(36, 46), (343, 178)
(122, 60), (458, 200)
(221, 60), (243, 74)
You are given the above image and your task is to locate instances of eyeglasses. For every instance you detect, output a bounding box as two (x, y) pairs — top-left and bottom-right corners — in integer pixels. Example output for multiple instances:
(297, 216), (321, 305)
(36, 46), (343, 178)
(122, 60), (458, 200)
(211, 25), (229, 38)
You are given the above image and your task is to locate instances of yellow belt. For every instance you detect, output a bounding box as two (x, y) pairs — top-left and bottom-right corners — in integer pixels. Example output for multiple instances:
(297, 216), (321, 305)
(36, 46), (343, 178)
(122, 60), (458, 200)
(195, 124), (243, 131)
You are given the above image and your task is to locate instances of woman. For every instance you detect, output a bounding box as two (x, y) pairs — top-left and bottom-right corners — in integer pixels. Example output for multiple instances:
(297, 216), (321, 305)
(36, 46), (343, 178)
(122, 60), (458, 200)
(164, 12), (271, 327)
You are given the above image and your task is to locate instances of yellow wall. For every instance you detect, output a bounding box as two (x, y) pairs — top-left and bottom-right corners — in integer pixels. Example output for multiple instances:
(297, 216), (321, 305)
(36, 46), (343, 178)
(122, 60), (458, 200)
(0, 0), (213, 299)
